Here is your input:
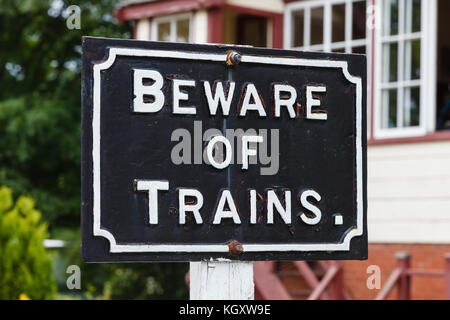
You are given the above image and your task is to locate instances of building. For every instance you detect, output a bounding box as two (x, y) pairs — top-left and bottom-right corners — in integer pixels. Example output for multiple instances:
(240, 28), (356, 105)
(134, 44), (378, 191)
(114, 0), (450, 300)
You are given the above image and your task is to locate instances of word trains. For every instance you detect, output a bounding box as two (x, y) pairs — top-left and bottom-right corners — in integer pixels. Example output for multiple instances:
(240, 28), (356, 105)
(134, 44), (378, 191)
(134, 180), (324, 226)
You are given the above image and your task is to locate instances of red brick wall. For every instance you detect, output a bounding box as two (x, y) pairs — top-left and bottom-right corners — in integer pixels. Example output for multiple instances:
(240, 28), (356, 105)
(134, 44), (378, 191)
(343, 243), (450, 300)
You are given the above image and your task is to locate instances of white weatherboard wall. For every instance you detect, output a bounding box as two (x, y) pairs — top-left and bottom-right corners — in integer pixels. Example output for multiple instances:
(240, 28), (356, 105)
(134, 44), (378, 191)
(193, 10), (208, 44)
(136, 19), (150, 40)
(368, 140), (450, 244)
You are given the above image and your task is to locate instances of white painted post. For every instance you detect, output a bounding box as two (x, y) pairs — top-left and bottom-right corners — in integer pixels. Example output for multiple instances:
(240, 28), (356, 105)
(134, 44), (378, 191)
(190, 261), (254, 300)
(189, 52), (255, 301)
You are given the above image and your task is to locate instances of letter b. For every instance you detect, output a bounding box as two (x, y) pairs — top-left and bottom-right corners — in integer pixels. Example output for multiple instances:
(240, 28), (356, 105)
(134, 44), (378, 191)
(133, 69), (165, 113)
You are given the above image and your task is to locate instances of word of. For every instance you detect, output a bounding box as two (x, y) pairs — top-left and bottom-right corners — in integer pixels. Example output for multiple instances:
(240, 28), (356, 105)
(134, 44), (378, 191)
(171, 122), (280, 175)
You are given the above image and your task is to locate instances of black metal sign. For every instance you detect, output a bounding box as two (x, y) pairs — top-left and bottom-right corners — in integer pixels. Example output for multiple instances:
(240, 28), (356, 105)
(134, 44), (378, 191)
(82, 37), (367, 262)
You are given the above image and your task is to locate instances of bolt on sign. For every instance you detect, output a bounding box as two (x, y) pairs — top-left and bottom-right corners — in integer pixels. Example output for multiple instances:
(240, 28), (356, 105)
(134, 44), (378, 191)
(81, 37), (367, 262)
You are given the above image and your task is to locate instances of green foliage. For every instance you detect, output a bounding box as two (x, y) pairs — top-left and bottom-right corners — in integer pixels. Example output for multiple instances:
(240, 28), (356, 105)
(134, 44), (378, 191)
(50, 227), (189, 300)
(0, 0), (189, 300)
(0, 0), (132, 227)
(0, 95), (81, 226)
(0, 186), (56, 299)
(102, 263), (189, 300)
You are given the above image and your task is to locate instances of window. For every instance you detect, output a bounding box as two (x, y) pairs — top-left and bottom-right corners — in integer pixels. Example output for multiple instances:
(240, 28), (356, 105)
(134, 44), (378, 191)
(375, 0), (426, 137)
(285, 0), (368, 54)
(236, 15), (268, 48)
(285, 0), (371, 137)
(437, 0), (450, 131)
(374, 0), (436, 138)
(151, 13), (192, 43)
(286, 0), (439, 141)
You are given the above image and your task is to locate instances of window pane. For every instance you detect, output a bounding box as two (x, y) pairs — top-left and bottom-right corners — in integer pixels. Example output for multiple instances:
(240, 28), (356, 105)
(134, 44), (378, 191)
(352, 46), (366, 54)
(176, 19), (190, 42)
(403, 87), (420, 127)
(383, 42), (398, 82)
(382, 89), (398, 128)
(412, 0), (421, 32)
(292, 10), (304, 47)
(352, 1), (366, 40)
(384, 0), (399, 36)
(311, 7), (324, 45)
(332, 4), (346, 43)
(157, 22), (171, 41)
(332, 47), (346, 53)
(406, 0), (421, 33)
(404, 39), (421, 80)
(237, 15), (267, 47)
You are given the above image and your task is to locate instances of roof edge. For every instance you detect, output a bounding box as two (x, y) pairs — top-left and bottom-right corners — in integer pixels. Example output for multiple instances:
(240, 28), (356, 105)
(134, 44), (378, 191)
(114, 0), (224, 22)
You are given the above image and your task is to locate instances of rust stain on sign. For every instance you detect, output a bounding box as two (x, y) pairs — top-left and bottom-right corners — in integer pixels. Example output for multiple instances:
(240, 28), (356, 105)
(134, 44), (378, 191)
(227, 240), (243, 256)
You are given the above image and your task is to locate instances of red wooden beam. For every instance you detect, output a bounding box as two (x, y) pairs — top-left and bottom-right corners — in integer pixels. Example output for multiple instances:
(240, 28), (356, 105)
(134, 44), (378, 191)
(328, 262), (344, 300)
(115, 0), (224, 22)
(407, 269), (445, 277)
(254, 261), (292, 300)
(445, 253), (450, 300)
(207, 6), (224, 43)
(272, 13), (283, 49)
(368, 131), (450, 146)
(223, 4), (281, 19)
(375, 268), (402, 300)
(317, 260), (330, 272)
(307, 264), (340, 300)
(396, 252), (411, 300)
(293, 261), (329, 299)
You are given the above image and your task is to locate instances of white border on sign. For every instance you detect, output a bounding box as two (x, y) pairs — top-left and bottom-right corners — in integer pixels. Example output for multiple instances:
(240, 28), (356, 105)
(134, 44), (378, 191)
(92, 47), (363, 253)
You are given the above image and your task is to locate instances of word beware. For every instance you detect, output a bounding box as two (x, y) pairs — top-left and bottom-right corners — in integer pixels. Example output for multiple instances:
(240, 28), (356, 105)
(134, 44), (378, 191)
(133, 69), (328, 120)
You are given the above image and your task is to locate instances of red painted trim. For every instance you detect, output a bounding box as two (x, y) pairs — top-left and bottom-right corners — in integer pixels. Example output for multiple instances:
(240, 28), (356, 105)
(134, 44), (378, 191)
(253, 262), (292, 300)
(115, 0), (224, 22)
(445, 254), (450, 300)
(293, 261), (329, 299)
(374, 268), (401, 300)
(272, 13), (284, 49)
(207, 6), (224, 43)
(118, 1), (284, 47)
(396, 253), (411, 300)
(223, 4), (282, 19)
(368, 131), (450, 146)
(308, 264), (341, 300)
(407, 269), (445, 277)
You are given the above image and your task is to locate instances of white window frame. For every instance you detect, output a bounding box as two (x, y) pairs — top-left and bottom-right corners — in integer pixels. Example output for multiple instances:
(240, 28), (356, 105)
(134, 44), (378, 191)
(284, 0), (370, 53)
(151, 12), (193, 43)
(284, 0), (372, 139)
(373, 0), (437, 139)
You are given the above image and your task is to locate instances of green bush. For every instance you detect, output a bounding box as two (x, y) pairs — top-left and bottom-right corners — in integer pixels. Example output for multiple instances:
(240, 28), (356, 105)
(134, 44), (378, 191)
(0, 186), (55, 299)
